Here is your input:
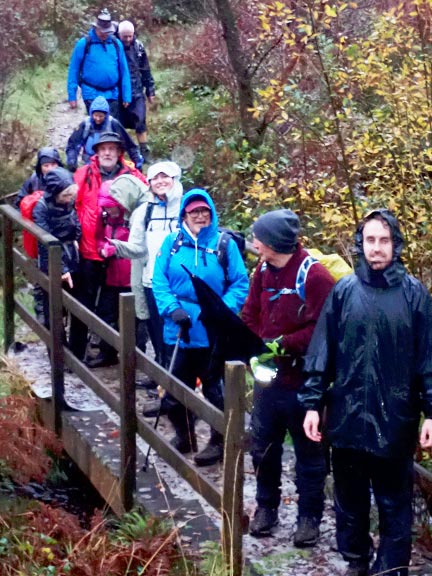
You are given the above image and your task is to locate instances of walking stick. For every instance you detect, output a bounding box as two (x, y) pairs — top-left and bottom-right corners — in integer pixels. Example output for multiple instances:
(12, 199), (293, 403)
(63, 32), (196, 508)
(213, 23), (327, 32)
(142, 332), (181, 471)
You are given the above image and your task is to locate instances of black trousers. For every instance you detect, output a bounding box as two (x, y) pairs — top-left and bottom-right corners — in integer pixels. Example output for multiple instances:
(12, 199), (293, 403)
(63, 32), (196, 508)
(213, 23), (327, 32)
(144, 287), (167, 368)
(332, 447), (412, 575)
(96, 285), (131, 360)
(69, 259), (106, 360)
(251, 383), (327, 519)
(165, 347), (224, 438)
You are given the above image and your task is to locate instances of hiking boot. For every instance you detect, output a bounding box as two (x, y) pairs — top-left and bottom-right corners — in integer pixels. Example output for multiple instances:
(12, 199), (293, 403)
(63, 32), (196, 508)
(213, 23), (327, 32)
(170, 433), (198, 454)
(139, 143), (150, 162)
(345, 561), (368, 576)
(85, 352), (119, 368)
(249, 507), (278, 537)
(136, 376), (158, 390)
(293, 517), (320, 548)
(194, 440), (224, 467)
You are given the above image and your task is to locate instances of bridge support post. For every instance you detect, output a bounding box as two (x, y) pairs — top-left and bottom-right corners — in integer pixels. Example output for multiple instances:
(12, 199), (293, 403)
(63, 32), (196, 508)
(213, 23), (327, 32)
(48, 242), (65, 434)
(222, 361), (245, 576)
(119, 292), (137, 511)
(1, 214), (15, 353)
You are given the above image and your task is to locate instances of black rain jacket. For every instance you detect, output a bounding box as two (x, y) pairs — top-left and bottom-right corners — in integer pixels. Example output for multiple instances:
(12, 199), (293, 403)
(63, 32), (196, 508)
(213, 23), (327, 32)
(14, 147), (63, 208)
(298, 210), (432, 458)
(33, 168), (81, 275)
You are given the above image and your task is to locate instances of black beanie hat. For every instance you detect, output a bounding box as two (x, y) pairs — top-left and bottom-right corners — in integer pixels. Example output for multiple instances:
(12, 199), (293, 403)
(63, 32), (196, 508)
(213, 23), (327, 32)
(253, 209), (300, 254)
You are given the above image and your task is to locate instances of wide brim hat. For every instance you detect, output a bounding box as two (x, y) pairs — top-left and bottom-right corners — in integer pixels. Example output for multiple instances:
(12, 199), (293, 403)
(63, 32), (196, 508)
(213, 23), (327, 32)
(93, 131), (125, 152)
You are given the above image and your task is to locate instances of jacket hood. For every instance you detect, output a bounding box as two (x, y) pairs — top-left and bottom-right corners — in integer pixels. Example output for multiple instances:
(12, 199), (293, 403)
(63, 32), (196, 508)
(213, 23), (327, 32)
(179, 188), (218, 241)
(90, 96), (110, 116)
(109, 174), (150, 214)
(35, 147), (63, 177)
(44, 168), (75, 201)
(354, 209), (406, 286)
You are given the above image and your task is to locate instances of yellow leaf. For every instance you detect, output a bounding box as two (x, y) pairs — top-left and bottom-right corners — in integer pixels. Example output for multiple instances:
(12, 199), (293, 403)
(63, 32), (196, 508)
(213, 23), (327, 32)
(324, 4), (337, 17)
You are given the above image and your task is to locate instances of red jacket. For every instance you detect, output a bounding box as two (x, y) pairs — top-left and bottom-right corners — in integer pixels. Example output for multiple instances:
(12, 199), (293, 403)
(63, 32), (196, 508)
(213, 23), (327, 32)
(242, 245), (335, 388)
(74, 155), (147, 261)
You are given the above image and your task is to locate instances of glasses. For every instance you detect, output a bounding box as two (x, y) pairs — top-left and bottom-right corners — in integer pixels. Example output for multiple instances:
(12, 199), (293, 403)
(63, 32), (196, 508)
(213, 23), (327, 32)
(188, 208), (211, 218)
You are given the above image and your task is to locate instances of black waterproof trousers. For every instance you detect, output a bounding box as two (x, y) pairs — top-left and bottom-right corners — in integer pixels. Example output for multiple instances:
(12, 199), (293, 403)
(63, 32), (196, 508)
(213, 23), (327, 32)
(251, 383), (327, 520)
(165, 347), (224, 440)
(332, 448), (412, 576)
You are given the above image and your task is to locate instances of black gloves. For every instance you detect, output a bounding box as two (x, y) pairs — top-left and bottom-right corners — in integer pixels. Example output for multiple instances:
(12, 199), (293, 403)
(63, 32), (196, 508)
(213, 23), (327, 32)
(67, 164), (77, 173)
(171, 308), (191, 343)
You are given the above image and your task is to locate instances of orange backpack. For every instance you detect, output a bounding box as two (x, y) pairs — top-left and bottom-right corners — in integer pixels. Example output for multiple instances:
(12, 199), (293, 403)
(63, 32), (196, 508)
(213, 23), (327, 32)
(20, 190), (44, 258)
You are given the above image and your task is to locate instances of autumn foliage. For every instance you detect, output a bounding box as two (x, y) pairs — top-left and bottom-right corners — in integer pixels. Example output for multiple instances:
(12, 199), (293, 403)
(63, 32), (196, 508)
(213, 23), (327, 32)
(0, 506), (187, 575)
(0, 394), (62, 483)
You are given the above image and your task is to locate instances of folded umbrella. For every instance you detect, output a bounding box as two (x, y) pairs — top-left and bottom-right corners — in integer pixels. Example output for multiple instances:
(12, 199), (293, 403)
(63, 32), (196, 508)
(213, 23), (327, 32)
(182, 265), (265, 363)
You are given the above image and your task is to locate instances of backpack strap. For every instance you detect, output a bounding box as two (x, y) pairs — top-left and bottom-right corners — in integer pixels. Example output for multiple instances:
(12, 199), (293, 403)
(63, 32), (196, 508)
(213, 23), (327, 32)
(263, 254), (318, 302)
(170, 231), (229, 282)
(144, 202), (156, 230)
(216, 231), (231, 285)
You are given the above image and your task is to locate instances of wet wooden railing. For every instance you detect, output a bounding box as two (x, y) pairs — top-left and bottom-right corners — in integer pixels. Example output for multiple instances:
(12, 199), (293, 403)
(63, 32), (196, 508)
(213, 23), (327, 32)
(0, 203), (246, 575)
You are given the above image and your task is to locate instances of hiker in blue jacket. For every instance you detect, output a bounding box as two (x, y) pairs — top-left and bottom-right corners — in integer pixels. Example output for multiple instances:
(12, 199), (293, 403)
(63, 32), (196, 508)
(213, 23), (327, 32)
(152, 189), (249, 466)
(66, 96), (143, 171)
(67, 9), (131, 119)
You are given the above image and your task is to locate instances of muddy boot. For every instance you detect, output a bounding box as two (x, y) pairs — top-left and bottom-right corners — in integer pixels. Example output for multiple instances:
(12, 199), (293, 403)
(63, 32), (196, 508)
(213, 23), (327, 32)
(249, 507), (278, 537)
(293, 516), (320, 548)
(194, 430), (224, 467)
(168, 403), (197, 453)
(170, 430), (198, 454)
(139, 143), (150, 163)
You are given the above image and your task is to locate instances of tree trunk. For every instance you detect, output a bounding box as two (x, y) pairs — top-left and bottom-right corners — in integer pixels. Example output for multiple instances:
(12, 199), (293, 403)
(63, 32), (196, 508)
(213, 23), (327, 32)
(213, 0), (261, 146)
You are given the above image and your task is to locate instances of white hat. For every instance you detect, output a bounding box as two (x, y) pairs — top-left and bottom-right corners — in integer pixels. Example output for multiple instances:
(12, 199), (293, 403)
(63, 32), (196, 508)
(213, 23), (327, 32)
(147, 161), (182, 181)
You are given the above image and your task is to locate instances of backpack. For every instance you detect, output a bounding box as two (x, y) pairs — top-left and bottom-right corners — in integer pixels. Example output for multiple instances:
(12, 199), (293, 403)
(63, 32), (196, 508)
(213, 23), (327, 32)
(79, 35), (121, 92)
(263, 251), (352, 302)
(82, 116), (115, 143)
(20, 190), (44, 258)
(170, 228), (246, 286)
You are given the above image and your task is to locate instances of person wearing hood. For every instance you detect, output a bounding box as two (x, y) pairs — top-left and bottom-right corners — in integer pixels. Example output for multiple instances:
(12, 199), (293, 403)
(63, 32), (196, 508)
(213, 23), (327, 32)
(109, 161), (183, 370)
(85, 180), (132, 368)
(67, 8), (131, 119)
(152, 189), (249, 467)
(242, 209), (334, 544)
(66, 96), (143, 172)
(69, 132), (147, 362)
(32, 167), (81, 328)
(299, 210), (432, 576)
(15, 147), (63, 209)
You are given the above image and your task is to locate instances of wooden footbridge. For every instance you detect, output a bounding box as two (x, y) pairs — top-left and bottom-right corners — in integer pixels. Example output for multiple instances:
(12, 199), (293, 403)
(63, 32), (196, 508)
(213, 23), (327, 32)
(0, 203), (248, 576)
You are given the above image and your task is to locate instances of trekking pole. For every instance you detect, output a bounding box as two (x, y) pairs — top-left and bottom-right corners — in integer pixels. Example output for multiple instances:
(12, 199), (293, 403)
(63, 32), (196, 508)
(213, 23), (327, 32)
(142, 331), (181, 472)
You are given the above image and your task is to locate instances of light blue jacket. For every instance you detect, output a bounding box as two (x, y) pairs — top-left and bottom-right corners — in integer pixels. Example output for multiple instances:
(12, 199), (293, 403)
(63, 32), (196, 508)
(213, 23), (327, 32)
(67, 28), (132, 103)
(152, 189), (249, 348)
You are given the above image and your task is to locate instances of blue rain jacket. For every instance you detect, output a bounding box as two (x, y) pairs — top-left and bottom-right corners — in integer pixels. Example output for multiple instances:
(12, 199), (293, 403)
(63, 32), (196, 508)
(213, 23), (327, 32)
(152, 189), (249, 348)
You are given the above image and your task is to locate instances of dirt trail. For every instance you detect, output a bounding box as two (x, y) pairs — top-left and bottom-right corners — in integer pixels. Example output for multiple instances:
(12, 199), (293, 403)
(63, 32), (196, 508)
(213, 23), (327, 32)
(13, 92), (432, 575)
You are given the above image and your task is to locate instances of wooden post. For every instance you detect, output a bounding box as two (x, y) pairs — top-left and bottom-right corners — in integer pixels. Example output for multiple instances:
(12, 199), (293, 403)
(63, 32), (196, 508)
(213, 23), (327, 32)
(48, 242), (65, 434)
(1, 214), (15, 353)
(119, 292), (137, 511)
(222, 361), (245, 576)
